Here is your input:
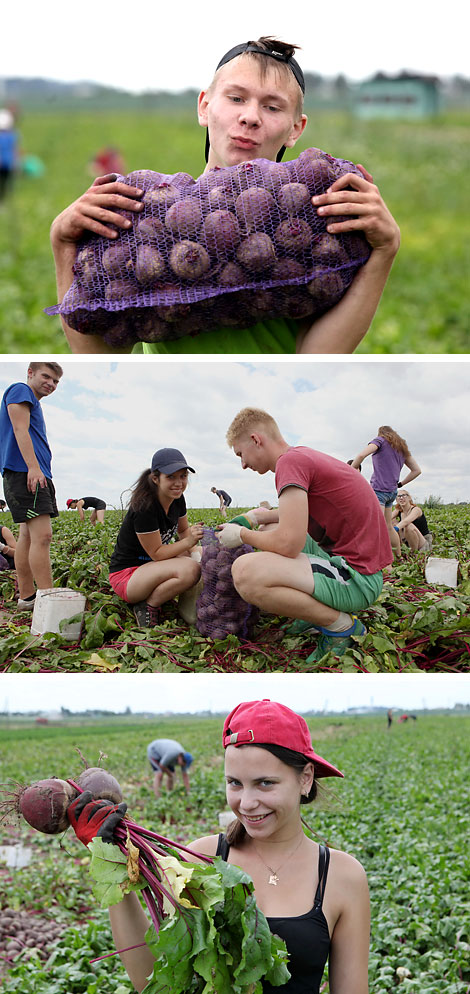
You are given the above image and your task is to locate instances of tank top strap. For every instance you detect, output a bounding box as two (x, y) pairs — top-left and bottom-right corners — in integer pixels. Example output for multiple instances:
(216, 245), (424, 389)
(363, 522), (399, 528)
(314, 844), (330, 910)
(216, 833), (230, 860)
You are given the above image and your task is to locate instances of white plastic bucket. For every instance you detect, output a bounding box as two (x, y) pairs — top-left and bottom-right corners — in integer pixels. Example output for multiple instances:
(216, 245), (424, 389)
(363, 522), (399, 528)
(31, 587), (87, 641)
(424, 557), (459, 588)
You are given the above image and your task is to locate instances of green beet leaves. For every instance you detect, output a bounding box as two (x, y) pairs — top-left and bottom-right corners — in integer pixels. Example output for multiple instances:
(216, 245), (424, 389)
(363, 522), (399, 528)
(142, 858), (290, 994)
(88, 842), (290, 994)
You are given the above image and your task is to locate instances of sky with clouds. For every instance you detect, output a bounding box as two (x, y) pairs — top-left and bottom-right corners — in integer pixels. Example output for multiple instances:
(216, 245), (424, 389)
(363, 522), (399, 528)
(2, 0), (468, 94)
(1, 358), (468, 509)
(2, 673), (470, 714)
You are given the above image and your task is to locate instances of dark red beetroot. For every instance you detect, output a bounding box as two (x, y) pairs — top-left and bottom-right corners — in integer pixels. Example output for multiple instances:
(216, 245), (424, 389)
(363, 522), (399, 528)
(75, 767), (123, 803)
(19, 778), (78, 834)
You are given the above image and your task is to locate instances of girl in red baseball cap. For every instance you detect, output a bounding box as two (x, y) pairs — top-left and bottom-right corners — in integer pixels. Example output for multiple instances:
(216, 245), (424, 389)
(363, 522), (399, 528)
(68, 699), (369, 994)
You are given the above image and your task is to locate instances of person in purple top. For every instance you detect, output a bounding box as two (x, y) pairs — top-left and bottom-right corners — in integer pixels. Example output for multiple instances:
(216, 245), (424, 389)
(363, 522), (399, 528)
(351, 426), (421, 559)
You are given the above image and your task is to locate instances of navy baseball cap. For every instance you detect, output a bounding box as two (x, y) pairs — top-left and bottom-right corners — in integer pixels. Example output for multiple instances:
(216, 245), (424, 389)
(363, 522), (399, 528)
(183, 752), (194, 768)
(151, 448), (195, 475)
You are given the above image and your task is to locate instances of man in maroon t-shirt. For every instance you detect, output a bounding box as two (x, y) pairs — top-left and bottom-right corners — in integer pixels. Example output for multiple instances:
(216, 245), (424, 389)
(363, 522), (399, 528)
(221, 407), (392, 662)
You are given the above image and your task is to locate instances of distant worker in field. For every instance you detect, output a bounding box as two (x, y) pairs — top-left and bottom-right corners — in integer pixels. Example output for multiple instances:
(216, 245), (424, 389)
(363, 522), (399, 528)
(0, 362), (63, 609)
(50, 36), (400, 356)
(0, 499), (7, 511)
(66, 496), (107, 525)
(391, 490), (433, 555)
(351, 426), (421, 561)
(88, 145), (125, 179)
(146, 738), (194, 798)
(0, 108), (18, 201)
(387, 708), (393, 729)
(219, 407), (392, 663)
(0, 521), (16, 570)
(210, 486), (232, 518)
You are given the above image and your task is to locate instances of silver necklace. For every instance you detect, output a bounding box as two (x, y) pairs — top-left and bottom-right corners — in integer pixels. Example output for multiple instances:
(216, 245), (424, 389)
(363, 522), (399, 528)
(253, 835), (304, 886)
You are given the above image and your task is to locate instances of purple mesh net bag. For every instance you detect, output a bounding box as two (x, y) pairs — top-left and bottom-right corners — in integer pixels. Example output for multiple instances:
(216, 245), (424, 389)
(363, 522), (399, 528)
(196, 527), (259, 640)
(46, 148), (371, 348)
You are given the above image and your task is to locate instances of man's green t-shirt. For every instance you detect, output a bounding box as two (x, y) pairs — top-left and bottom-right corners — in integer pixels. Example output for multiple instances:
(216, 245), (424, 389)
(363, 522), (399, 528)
(132, 316), (300, 354)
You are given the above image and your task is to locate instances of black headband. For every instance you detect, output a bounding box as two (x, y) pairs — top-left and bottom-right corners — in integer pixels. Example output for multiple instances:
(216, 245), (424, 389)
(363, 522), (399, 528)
(205, 42), (305, 164)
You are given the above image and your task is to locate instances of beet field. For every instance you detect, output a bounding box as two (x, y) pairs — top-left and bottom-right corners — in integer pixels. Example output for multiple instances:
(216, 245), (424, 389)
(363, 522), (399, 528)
(0, 506), (469, 672)
(0, 108), (469, 354)
(1, 711), (469, 993)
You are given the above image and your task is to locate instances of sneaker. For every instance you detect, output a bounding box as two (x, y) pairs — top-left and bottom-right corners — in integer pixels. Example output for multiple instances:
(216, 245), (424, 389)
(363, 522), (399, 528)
(283, 618), (319, 636)
(306, 617), (366, 664)
(17, 595), (36, 611)
(133, 601), (160, 627)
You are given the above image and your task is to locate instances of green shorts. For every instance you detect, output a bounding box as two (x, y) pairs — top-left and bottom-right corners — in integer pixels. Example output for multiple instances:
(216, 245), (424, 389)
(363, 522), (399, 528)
(301, 536), (383, 614)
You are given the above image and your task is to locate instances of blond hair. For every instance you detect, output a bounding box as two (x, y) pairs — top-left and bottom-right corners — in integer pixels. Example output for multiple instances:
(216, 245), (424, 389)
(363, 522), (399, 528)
(226, 408), (282, 448)
(378, 426), (410, 458)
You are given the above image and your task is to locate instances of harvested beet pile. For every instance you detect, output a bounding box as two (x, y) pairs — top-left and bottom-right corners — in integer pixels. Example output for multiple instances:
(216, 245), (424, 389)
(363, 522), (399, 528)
(0, 907), (64, 964)
(46, 149), (371, 347)
(196, 528), (259, 640)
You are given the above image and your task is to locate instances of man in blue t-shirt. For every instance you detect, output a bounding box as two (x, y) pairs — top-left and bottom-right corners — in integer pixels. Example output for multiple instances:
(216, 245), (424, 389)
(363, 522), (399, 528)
(0, 362), (63, 610)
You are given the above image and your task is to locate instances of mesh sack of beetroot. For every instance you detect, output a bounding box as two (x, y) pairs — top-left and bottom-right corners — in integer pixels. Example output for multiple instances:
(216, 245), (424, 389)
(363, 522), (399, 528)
(46, 149), (371, 348)
(196, 527), (259, 640)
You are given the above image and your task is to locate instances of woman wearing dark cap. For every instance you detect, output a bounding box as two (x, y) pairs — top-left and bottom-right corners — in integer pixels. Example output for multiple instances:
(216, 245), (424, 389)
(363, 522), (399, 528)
(68, 699), (370, 993)
(108, 447), (204, 627)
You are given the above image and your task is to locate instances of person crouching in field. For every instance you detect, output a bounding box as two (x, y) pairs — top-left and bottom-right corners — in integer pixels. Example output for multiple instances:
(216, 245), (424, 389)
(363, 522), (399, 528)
(108, 447), (204, 628)
(0, 521), (16, 571)
(220, 408), (392, 662)
(50, 36), (400, 357)
(66, 496), (107, 525)
(391, 490), (433, 554)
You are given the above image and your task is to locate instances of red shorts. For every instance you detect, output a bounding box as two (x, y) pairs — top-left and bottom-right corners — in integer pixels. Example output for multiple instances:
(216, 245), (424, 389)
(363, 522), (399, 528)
(109, 566), (140, 602)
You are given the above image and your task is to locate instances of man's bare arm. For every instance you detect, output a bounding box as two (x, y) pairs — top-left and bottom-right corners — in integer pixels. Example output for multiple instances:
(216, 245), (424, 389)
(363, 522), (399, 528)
(297, 167), (400, 354)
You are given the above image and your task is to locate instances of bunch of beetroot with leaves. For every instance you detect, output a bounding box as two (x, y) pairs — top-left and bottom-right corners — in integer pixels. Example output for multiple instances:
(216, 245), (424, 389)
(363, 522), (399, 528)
(46, 149), (371, 346)
(2, 758), (290, 994)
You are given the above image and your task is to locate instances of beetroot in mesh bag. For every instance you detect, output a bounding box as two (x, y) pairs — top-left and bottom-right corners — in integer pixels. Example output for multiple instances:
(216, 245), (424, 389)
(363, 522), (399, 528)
(46, 150), (371, 348)
(196, 528), (259, 640)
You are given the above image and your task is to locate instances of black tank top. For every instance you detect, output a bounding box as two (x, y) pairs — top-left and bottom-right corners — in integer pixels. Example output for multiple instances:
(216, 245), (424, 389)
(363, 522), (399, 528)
(216, 834), (331, 994)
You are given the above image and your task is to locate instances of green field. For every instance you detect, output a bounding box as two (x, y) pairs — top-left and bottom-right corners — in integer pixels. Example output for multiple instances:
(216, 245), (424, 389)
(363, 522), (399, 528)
(0, 109), (469, 354)
(0, 506), (469, 671)
(1, 712), (469, 993)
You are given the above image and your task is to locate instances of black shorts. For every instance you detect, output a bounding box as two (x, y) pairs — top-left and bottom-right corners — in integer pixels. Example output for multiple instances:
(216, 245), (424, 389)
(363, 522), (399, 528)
(3, 470), (59, 523)
(83, 498), (106, 510)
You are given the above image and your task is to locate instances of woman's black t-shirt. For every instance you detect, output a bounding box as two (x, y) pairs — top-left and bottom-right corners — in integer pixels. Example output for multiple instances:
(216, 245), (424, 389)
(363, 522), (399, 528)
(216, 834), (331, 994)
(109, 495), (187, 572)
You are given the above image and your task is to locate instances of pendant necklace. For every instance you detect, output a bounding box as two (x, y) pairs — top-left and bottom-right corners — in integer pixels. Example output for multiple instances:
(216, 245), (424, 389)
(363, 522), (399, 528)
(253, 834), (304, 886)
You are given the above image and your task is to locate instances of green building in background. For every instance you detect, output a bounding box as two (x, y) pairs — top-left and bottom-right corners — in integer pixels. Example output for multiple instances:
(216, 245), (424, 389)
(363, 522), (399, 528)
(354, 72), (441, 118)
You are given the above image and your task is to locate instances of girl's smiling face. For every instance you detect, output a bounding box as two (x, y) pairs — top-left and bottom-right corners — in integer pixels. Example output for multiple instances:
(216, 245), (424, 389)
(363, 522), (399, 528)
(153, 468), (188, 503)
(224, 745), (313, 841)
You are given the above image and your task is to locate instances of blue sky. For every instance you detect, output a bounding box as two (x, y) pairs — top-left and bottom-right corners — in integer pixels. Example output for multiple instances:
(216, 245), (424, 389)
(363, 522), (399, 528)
(2, 0), (468, 92)
(1, 358), (469, 509)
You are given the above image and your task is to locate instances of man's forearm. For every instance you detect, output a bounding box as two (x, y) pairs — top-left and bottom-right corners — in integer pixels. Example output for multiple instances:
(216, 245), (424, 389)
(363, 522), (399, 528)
(297, 246), (398, 354)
